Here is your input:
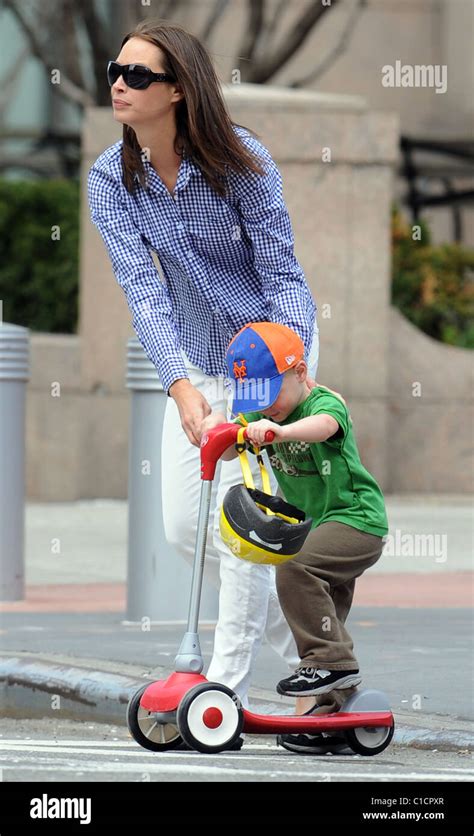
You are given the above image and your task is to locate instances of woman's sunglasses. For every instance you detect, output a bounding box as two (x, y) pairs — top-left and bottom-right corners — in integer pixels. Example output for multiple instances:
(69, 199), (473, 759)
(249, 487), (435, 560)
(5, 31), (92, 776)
(107, 60), (176, 90)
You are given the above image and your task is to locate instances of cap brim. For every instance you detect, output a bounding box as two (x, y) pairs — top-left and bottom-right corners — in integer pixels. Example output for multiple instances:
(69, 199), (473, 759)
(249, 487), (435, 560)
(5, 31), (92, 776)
(230, 374), (283, 418)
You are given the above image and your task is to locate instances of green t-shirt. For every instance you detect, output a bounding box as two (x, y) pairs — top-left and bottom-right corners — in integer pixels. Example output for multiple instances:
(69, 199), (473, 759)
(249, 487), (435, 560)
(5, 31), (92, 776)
(235, 387), (388, 538)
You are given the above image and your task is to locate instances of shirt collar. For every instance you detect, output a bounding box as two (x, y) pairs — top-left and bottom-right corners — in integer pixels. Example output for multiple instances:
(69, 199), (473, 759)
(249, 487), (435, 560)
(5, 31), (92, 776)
(138, 153), (202, 195)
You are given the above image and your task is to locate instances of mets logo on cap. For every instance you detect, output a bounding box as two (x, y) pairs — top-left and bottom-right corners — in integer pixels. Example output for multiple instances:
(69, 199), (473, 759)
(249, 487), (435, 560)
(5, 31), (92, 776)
(226, 322), (304, 416)
(232, 359), (248, 380)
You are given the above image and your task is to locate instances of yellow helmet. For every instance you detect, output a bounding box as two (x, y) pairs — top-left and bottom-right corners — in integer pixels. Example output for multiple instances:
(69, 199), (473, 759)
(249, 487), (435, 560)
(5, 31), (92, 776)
(219, 426), (312, 566)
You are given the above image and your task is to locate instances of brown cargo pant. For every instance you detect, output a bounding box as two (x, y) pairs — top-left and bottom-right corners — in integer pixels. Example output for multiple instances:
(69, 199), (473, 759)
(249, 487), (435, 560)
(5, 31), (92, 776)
(275, 520), (385, 713)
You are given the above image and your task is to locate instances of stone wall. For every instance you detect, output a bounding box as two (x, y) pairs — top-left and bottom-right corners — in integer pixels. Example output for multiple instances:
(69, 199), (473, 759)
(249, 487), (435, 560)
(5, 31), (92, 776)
(387, 308), (473, 493)
(24, 84), (473, 498)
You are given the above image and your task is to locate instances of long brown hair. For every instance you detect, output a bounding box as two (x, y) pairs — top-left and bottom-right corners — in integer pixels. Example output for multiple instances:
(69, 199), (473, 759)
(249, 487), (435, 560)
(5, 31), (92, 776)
(120, 20), (265, 196)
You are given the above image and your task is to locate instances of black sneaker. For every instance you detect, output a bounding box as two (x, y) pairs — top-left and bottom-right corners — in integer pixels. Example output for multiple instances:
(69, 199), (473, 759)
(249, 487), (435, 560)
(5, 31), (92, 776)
(277, 667), (361, 696)
(276, 702), (354, 755)
(277, 732), (353, 755)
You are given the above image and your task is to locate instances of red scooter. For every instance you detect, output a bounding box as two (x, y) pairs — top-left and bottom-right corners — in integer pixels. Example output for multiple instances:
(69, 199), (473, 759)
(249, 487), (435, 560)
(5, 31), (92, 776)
(127, 423), (394, 756)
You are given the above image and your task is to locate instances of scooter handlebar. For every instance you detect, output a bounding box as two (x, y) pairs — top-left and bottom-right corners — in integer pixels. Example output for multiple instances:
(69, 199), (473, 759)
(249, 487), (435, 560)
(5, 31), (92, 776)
(200, 423), (275, 481)
(244, 428), (275, 443)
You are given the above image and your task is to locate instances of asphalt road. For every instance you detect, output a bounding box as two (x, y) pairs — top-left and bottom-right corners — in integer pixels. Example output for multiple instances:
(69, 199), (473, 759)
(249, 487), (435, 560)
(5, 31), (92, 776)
(1, 718), (473, 784)
(2, 607), (472, 720)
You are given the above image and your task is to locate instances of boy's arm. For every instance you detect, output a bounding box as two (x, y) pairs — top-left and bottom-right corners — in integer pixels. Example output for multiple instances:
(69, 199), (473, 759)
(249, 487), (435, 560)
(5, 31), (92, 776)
(244, 414), (340, 446)
(282, 414), (340, 443)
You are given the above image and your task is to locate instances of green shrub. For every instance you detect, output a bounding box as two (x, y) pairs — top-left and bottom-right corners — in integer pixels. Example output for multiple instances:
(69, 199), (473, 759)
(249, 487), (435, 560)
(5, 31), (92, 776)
(391, 205), (474, 348)
(0, 179), (79, 333)
(1, 183), (473, 349)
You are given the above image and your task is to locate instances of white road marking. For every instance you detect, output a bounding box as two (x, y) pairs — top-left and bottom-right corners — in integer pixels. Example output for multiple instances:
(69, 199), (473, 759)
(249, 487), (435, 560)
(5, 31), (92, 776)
(1, 740), (473, 768)
(0, 740), (472, 782)
(1, 739), (141, 748)
(0, 760), (471, 781)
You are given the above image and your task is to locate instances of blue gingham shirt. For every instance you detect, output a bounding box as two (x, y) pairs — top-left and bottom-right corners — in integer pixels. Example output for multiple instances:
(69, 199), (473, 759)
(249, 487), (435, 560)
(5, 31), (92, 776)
(88, 126), (317, 393)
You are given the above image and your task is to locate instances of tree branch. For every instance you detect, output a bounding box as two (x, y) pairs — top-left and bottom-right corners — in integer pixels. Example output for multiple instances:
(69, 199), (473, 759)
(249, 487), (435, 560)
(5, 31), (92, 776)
(158, 0), (184, 19)
(237, 0), (265, 73)
(0, 44), (29, 117)
(59, 0), (85, 90)
(290, 0), (366, 87)
(118, 0), (138, 33)
(253, 0), (287, 59)
(2, 0), (94, 107)
(243, 0), (340, 84)
(78, 0), (112, 106)
(199, 0), (232, 44)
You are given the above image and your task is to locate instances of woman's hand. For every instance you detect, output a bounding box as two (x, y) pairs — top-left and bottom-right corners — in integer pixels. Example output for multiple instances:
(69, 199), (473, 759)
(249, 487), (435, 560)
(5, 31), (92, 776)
(245, 419), (286, 446)
(307, 377), (348, 411)
(200, 411), (227, 434)
(169, 379), (212, 447)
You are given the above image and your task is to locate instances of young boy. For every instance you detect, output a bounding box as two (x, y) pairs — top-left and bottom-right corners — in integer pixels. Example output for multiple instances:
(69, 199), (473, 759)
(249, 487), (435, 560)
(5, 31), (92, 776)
(201, 321), (388, 753)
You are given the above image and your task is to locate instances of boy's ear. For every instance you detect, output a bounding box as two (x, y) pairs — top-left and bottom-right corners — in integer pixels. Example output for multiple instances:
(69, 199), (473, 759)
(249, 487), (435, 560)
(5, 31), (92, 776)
(294, 359), (307, 381)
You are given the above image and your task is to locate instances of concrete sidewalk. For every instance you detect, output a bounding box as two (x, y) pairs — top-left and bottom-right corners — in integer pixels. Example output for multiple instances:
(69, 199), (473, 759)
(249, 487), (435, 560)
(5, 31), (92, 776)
(0, 495), (473, 753)
(20, 494), (474, 586)
(3, 494), (471, 611)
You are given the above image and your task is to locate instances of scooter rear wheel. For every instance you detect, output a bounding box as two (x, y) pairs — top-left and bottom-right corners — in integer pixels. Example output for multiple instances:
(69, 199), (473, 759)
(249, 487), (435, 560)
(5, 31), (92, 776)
(340, 689), (395, 756)
(344, 721), (395, 756)
(177, 682), (244, 754)
(127, 684), (182, 752)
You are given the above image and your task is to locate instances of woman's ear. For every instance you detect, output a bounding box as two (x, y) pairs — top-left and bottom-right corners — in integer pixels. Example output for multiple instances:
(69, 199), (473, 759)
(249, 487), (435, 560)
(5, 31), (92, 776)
(171, 84), (185, 103)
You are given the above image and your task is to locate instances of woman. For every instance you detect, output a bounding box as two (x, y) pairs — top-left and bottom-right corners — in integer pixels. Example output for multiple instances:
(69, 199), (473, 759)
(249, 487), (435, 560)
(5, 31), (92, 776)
(88, 19), (319, 716)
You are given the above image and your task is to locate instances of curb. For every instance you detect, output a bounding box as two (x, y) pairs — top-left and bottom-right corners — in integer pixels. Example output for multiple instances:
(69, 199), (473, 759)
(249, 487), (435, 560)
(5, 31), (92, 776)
(1, 655), (473, 753)
(0, 655), (137, 725)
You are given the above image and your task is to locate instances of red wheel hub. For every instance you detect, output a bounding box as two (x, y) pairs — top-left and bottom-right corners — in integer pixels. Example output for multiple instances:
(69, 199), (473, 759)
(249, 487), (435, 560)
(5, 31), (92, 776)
(202, 707), (223, 729)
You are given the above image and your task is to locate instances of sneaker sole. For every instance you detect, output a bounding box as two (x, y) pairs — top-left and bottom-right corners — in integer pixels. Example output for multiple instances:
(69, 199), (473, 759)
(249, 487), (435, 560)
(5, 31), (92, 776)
(278, 739), (354, 755)
(177, 736), (244, 752)
(277, 674), (362, 697)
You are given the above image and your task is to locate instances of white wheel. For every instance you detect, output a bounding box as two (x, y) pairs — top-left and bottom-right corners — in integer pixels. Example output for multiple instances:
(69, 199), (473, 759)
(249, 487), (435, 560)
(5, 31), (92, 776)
(345, 722), (394, 755)
(177, 683), (244, 753)
(342, 689), (395, 755)
(127, 684), (182, 752)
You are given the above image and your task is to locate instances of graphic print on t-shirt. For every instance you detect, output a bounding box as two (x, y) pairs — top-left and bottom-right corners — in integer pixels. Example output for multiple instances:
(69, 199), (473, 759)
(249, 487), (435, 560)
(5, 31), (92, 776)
(268, 440), (320, 478)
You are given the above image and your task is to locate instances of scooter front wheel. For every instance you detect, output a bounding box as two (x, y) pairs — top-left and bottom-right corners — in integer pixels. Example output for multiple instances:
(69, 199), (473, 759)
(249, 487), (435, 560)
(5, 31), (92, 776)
(177, 682), (244, 754)
(127, 684), (182, 752)
(344, 721), (395, 756)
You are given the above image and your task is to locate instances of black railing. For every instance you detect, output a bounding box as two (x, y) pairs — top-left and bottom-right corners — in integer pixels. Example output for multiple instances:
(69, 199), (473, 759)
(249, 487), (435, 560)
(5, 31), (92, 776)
(399, 136), (474, 242)
(0, 129), (80, 178)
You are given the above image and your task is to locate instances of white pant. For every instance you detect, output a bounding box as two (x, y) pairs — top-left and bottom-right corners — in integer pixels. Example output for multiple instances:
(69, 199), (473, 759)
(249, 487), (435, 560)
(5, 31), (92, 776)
(161, 324), (319, 708)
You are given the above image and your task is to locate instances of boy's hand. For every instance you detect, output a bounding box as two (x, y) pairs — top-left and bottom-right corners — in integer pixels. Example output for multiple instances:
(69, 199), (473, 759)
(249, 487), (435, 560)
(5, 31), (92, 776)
(245, 419), (286, 446)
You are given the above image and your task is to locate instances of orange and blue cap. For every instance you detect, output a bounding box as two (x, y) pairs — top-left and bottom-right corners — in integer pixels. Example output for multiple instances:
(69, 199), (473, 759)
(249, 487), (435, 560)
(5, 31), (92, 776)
(226, 322), (305, 417)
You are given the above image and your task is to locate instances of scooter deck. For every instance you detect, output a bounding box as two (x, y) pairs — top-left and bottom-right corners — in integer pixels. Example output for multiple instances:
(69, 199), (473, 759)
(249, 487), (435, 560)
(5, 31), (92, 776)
(242, 709), (393, 734)
(140, 676), (393, 735)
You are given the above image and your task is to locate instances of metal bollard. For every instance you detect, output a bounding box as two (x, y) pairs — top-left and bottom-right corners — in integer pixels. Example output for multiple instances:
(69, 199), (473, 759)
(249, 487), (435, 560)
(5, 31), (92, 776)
(0, 322), (29, 601)
(125, 338), (218, 622)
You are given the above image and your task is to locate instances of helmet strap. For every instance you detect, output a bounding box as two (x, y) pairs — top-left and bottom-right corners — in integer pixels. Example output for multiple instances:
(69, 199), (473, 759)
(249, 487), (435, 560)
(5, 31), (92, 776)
(236, 426), (274, 515)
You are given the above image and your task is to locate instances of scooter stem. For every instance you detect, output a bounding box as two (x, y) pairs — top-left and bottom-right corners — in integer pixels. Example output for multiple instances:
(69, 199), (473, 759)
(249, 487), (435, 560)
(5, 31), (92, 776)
(175, 424), (274, 674)
(174, 479), (212, 673)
